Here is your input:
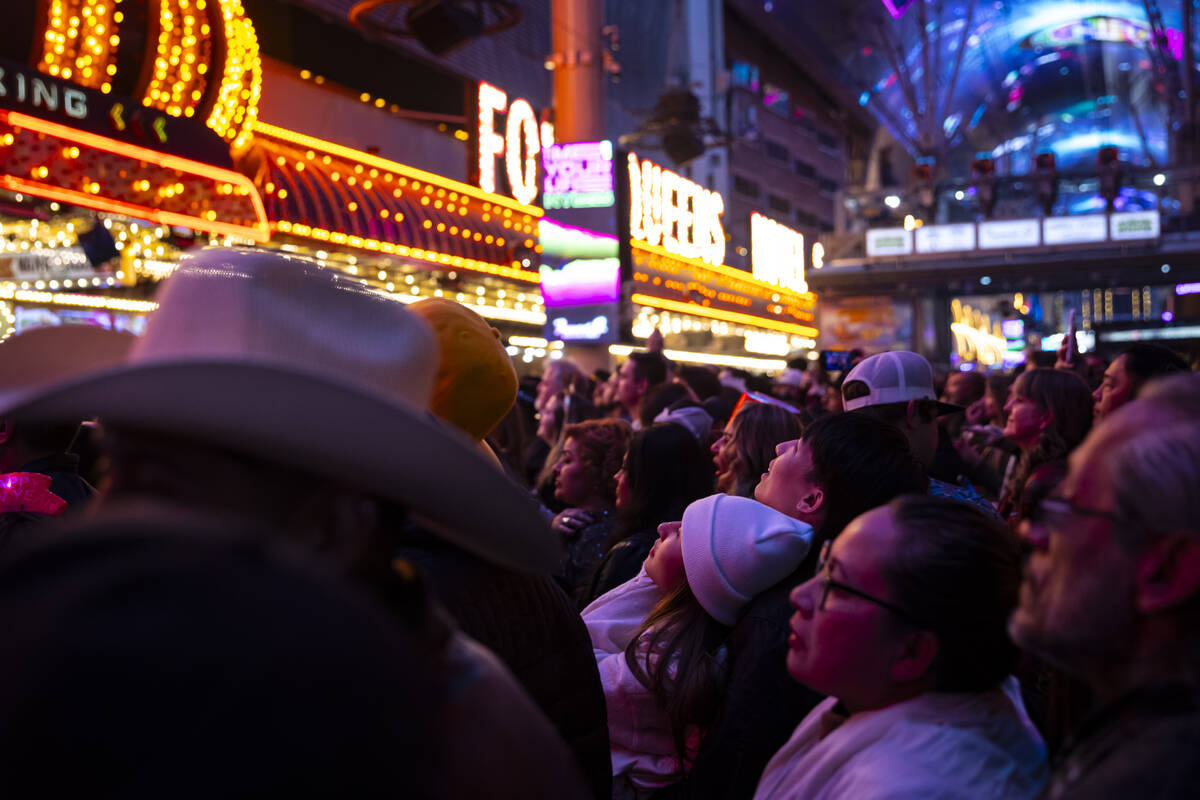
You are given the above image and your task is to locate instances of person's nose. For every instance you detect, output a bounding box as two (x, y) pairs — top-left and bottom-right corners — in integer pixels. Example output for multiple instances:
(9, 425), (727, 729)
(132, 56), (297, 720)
(1092, 385), (1103, 404)
(789, 579), (817, 618)
(657, 521), (680, 540)
(1017, 517), (1049, 553)
(777, 439), (796, 456)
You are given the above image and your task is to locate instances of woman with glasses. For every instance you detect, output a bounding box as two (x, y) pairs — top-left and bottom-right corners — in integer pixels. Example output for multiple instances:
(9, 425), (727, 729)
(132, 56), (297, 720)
(754, 495), (1047, 800)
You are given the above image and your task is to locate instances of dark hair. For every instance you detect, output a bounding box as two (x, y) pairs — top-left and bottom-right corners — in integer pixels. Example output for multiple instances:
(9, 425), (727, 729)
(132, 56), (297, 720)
(678, 366), (722, 400)
(721, 403), (803, 497)
(1029, 351), (1057, 369)
(883, 495), (1023, 692)
(624, 581), (729, 765)
(950, 370), (987, 404)
(640, 382), (695, 428)
(702, 393), (739, 432)
(4, 418), (81, 456)
(1002, 369), (1092, 508)
(802, 412), (928, 539)
(1122, 344), (1188, 394)
(611, 423), (714, 547)
(629, 352), (669, 390)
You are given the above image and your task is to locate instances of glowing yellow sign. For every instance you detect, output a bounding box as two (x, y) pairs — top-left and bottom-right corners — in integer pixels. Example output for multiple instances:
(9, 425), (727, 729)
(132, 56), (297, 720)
(627, 152), (725, 266)
(750, 212), (807, 293)
(477, 81), (543, 206)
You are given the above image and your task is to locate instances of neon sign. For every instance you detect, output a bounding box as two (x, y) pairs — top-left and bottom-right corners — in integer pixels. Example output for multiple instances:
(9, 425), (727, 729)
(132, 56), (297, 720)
(750, 212), (807, 294)
(476, 81), (544, 206)
(542, 140), (615, 209)
(626, 152), (725, 266)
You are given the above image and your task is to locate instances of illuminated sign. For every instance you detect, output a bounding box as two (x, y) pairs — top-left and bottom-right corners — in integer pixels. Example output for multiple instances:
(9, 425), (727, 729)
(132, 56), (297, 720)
(0, 65), (86, 119)
(865, 227), (912, 257)
(629, 241), (817, 337)
(626, 152), (725, 266)
(1043, 214), (1107, 245)
(540, 258), (620, 307)
(916, 223), (976, 254)
(476, 82), (545, 207)
(552, 314), (610, 340)
(1176, 282), (1200, 296)
(979, 219), (1040, 249)
(542, 141), (615, 209)
(1110, 210), (1160, 241)
(750, 212), (807, 293)
(743, 330), (791, 356)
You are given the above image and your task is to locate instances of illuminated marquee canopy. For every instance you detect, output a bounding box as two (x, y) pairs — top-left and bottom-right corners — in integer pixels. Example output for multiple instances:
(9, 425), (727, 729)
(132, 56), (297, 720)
(248, 121), (542, 283)
(626, 152), (725, 267)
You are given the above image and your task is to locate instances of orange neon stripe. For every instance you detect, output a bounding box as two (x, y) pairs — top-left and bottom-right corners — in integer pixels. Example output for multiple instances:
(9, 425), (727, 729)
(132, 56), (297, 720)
(251, 120), (543, 219)
(631, 293), (820, 338)
(630, 239), (816, 306)
(0, 110), (270, 233)
(2, 177), (269, 242)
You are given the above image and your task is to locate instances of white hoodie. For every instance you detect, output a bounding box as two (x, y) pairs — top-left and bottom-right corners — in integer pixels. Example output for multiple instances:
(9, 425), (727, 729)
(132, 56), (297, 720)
(753, 678), (1048, 800)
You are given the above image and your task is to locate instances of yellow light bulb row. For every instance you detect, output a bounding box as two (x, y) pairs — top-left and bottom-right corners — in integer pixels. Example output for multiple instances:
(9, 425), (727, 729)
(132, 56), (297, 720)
(143, 0), (210, 118)
(40, 0), (122, 93)
(206, 0), (261, 149)
(272, 221), (541, 283)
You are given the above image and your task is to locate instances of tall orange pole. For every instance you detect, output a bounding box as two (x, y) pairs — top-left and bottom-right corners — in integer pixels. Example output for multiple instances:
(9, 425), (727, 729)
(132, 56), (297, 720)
(551, 0), (605, 142)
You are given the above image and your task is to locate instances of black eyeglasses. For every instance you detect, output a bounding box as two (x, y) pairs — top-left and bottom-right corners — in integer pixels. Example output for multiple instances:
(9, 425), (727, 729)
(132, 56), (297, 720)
(815, 540), (918, 623)
(1028, 495), (1122, 530)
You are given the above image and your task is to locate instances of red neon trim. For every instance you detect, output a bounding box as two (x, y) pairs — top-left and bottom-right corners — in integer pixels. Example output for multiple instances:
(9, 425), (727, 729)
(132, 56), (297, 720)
(0, 110), (269, 238)
(1, 177), (269, 242)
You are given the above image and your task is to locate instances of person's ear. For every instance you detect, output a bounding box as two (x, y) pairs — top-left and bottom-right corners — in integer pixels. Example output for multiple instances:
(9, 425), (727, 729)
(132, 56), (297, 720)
(796, 488), (824, 515)
(890, 630), (939, 683)
(0, 418), (11, 446)
(1137, 535), (1200, 614)
(1038, 409), (1054, 433)
(904, 399), (925, 430)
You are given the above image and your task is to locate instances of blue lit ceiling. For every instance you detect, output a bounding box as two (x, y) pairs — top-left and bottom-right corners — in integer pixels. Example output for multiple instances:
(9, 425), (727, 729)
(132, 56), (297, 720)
(776, 0), (1195, 176)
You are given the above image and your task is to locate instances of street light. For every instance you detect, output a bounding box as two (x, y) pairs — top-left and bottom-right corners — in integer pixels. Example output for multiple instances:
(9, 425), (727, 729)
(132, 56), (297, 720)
(884, 194), (901, 209)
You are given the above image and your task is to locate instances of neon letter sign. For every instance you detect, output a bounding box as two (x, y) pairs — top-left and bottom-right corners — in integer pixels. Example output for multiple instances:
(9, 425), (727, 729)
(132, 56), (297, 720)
(627, 152), (725, 266)
(750, 212), (807, 293)
(477, 82), (542, 206)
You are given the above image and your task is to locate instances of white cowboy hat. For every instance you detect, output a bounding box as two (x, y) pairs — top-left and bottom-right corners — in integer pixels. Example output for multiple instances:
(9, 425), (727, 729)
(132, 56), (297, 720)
(0, 248), (558, 571)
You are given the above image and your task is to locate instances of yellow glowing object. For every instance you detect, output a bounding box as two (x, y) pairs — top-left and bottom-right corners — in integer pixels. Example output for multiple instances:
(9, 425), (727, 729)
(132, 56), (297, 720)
(632, 293), (818, 338)
(628, 152), (725, 266)
(251, 120), (542, 217)
(271, 222), (540, 284)
(609, 344), (787, 373)
(750, 212), (807, 294)
(205, 0), (261, 149)
(39, 0), (122, 91)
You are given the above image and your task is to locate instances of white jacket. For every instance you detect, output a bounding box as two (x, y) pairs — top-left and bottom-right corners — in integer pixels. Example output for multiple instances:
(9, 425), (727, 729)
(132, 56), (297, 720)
(582, 570), (679, 790)
(753, 679), (1048, 800)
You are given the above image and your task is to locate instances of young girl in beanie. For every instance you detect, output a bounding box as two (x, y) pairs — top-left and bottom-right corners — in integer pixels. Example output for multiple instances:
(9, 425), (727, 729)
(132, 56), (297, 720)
(582, 494), (813, 796)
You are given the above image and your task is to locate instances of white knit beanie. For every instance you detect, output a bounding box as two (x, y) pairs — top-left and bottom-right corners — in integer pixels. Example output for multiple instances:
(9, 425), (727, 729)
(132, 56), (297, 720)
(681, 494), (815, 626)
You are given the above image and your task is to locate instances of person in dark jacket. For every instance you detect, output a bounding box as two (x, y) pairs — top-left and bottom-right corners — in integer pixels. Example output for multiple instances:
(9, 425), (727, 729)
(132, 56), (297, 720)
(1011, 374), (1200, 799)
(579, 422), (714, 606)
(681, 413), (927, 799)
(0, 250), (589, 800)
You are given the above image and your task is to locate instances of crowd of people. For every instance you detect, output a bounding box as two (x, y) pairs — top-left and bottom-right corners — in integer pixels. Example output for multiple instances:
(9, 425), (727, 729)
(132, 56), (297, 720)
(0, 247), (1197, 799)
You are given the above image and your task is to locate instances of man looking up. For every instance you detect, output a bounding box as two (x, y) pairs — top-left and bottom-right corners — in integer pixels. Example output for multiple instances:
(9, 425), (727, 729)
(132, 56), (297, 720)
(842, 350), (995, 516)
(615, 351), (668, 426)
(1091, 342), (1187, 422)
(1010, 373), (1200, 798)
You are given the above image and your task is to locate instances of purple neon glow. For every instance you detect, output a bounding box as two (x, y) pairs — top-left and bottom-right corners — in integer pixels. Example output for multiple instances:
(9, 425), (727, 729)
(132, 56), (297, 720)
(1162, 311), (1175, 322)
(1176, 282), (1200, 296)
(879, 0), (913, 19)
(539, 258), (620, 307)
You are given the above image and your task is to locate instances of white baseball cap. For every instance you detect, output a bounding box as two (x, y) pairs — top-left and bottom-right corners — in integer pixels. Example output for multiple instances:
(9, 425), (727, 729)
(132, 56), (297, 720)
(842, 351), (962, 415)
